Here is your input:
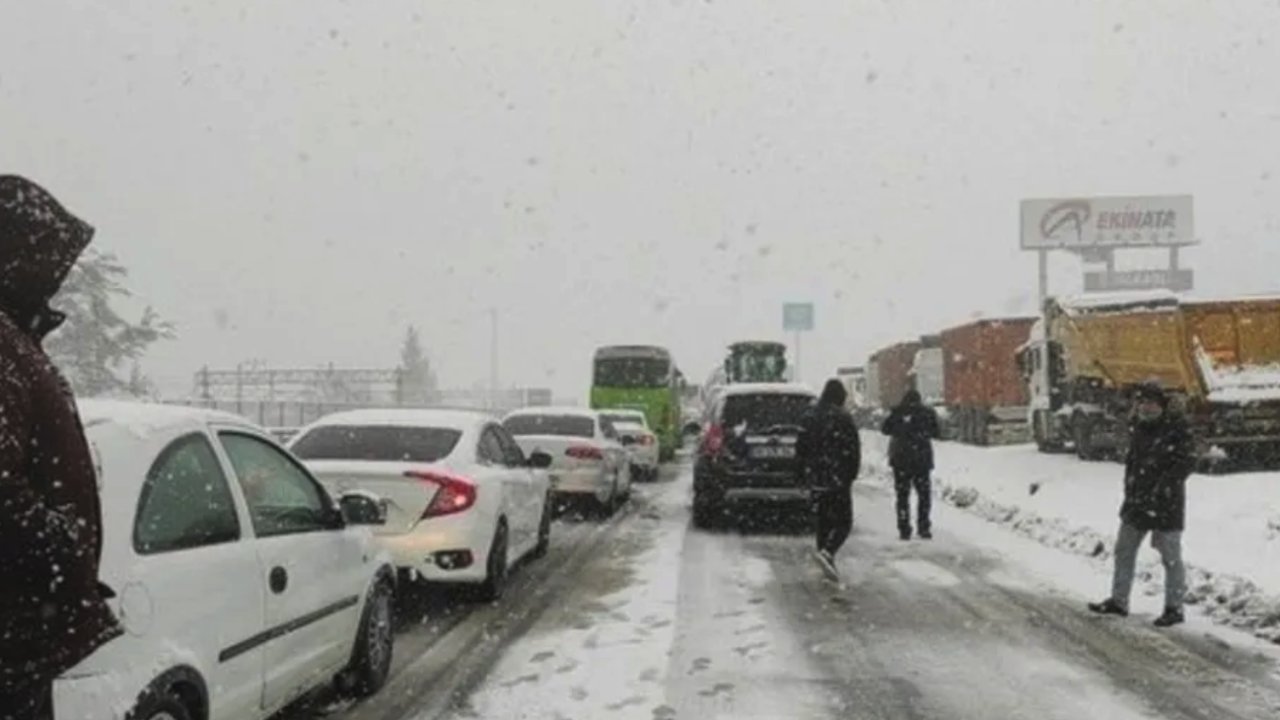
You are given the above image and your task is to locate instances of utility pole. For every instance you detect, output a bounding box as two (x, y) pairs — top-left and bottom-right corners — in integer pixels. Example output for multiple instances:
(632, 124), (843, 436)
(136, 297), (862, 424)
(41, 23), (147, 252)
(489, 307), (499, 411)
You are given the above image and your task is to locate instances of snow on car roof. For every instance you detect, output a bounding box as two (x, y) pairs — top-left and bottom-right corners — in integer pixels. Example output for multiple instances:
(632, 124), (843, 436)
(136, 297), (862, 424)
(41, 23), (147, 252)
(503, 405), (600, 419)
(78, 399), (253, 435)
(308, 407), (495, 431)
(719, 382), (815, 397)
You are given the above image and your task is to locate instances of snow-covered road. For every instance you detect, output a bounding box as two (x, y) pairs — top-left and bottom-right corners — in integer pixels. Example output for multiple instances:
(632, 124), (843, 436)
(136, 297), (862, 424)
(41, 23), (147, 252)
(312, 458), (1280, 720)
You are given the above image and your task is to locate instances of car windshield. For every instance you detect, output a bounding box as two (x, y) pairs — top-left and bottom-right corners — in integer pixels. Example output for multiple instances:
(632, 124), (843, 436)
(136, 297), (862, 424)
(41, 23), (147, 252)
(290, 425), (461, 463)
(18, 5), (1280, 719)
(503, 415), (595, 438)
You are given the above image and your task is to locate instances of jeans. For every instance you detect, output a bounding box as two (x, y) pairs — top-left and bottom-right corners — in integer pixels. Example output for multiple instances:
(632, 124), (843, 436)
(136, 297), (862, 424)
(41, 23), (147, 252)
(893, 469), (932, 535)
(814, 486), (853, 556)
(1110, 522), (1186, 611)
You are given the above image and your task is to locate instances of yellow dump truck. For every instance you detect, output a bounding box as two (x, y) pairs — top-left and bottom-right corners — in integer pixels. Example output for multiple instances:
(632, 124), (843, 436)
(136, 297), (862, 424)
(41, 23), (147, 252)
(1020, 291), (1280, 463)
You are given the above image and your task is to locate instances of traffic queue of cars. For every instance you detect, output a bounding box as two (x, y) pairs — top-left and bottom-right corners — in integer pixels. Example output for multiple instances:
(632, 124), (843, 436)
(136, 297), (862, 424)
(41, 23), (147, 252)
(53, 400), (662, 720)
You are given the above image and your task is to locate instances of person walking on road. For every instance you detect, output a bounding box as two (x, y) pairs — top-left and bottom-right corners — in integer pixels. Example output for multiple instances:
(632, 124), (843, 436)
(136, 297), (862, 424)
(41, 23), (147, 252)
(881, 389), (940, 541)
(796, 379), (862, 580)
(1089, 382), (1195, 628)
(0, 176), (122, 720)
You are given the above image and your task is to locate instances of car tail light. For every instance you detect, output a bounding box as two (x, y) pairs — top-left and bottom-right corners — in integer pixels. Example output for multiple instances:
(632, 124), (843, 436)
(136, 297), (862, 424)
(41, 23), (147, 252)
(565, 445), (604, 460)
(702, 424), (724, 457)
(405, 470), (477, 518)
(639, 435), (655, 446)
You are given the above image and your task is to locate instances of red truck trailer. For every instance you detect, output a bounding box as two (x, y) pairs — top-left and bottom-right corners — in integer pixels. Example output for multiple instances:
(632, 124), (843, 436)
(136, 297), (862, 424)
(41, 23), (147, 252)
(941, 317), (1036, 445)
(867, 341), (921, 410)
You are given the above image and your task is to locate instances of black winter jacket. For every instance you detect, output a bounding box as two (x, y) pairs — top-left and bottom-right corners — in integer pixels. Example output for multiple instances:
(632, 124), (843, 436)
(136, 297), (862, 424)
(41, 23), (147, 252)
(1121, 414), (1196, 532)
(881, 399), (940, 473)
(796, 401), (861, 492)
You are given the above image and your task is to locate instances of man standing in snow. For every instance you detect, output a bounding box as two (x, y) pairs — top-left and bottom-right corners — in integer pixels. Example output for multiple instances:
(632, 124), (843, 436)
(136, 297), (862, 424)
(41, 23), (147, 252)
(0, 176), (121, 719)
(797, 379), (861, 580)
(1089, 382), (1196, 628)
(881, 389), (940, 541)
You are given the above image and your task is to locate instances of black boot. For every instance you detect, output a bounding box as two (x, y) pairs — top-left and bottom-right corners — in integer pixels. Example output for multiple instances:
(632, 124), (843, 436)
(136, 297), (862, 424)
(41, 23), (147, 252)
(1087, 599), (1129, 617)
(1153, 608), (1185, 628)
(898, 527), (912, 541)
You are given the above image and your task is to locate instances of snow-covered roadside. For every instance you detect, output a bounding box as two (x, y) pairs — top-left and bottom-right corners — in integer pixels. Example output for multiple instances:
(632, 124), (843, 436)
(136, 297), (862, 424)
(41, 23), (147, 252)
(860, 433), (1280, 644)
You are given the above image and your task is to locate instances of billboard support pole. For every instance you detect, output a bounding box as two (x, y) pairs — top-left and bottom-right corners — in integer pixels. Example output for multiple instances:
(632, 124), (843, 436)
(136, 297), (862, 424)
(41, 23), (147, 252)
(1037, 249), (1048, 306)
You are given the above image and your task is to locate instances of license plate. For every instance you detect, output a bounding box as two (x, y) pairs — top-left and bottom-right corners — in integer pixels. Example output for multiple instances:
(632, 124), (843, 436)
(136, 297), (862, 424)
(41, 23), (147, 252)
(751, 446), (794, 459)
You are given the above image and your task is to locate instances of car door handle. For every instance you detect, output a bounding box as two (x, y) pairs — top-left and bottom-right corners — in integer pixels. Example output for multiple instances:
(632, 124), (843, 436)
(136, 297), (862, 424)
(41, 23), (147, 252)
(269, 566), (288, 594)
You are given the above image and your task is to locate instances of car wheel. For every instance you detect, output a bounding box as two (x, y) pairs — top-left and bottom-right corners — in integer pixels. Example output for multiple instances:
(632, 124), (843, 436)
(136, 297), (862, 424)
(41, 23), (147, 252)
(619, 469), (632, 503)
(128, 689), (194, 720)
(597, 478), (618, 519)
(532, 494), (552, 559)
(338, 579), (394, 698)
(479, 522), (509, 602)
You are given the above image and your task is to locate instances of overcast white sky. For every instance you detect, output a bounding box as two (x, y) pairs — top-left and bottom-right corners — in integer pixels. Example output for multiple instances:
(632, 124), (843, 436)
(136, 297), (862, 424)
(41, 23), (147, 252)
(5, 0), (1280, 399)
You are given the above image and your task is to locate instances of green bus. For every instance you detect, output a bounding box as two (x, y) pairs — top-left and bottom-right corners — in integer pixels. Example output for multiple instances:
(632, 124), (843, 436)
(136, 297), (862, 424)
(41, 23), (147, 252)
(590, 345), (681, 461)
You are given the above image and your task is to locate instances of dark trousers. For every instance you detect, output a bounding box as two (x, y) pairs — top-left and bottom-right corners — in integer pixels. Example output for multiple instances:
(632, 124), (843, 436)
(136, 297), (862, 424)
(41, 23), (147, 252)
(893, 468), (932, 535)
(814, 485), (853, 556)
(0, 680), (53, 720)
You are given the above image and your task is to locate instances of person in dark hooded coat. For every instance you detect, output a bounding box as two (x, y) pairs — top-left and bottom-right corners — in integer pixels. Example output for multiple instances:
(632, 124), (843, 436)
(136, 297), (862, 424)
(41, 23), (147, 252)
(796, 379), (861, 578)
(0, 176), (121, 719)
(1089, 382), (1196, 628)
(881, 389), (940, 540)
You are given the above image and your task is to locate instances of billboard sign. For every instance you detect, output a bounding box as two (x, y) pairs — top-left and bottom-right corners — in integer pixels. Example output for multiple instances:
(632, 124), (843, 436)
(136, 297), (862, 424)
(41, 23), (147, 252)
(1083, 269), (1195, 292)
(782, 302), (814, 332)
(1020, 195), (1194, 249)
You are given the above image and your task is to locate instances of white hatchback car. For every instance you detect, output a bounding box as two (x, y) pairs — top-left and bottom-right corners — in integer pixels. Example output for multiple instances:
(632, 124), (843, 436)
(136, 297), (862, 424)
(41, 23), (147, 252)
(290, 409), (554, 600)
(599, 409), (660, 482)
(54, 401), (396, 720)
(502, 407), (631, 515)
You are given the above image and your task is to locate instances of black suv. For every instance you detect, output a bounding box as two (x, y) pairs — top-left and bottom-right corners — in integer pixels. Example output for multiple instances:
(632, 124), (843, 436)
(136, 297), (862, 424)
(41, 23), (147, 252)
(692, 384), (817, 527)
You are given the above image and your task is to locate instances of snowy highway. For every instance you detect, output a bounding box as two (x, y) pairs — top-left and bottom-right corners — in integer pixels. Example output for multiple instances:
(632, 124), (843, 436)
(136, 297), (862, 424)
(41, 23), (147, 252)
(272, 454), (1280, 720)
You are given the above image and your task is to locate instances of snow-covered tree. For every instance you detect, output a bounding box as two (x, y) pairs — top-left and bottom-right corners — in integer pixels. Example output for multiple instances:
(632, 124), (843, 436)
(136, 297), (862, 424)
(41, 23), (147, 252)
(46, 249), (174, 397)
(397, 325), (437, 405)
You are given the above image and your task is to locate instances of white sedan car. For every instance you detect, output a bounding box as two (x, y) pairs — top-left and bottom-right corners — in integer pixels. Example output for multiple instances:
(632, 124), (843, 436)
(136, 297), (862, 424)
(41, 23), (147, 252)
(502, 407), (631, 515)
(599, 410), (660, 482)
(290, 409), (553, 600)
(55, 401), (396, 720)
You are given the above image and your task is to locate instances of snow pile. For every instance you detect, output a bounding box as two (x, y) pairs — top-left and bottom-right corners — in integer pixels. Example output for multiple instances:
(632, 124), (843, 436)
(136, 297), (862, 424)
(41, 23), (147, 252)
(860, 434), (1280, 644)
(1198, 354), (1280, 404)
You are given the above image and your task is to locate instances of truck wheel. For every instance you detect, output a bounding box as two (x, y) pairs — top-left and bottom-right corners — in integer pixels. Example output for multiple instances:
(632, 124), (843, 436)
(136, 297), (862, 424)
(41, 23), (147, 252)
(1034, 413), (1063, 453)
(1074, 416), (1101, 461)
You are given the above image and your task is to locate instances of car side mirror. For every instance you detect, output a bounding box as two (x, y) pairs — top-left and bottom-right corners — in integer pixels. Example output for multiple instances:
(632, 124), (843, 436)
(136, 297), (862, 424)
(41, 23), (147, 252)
(527, 450), (554, 469)
(339, 492), (388, 526)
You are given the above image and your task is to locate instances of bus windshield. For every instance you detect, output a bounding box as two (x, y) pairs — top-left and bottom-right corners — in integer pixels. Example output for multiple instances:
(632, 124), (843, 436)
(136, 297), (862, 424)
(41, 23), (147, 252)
(594, 357), (670, 388)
